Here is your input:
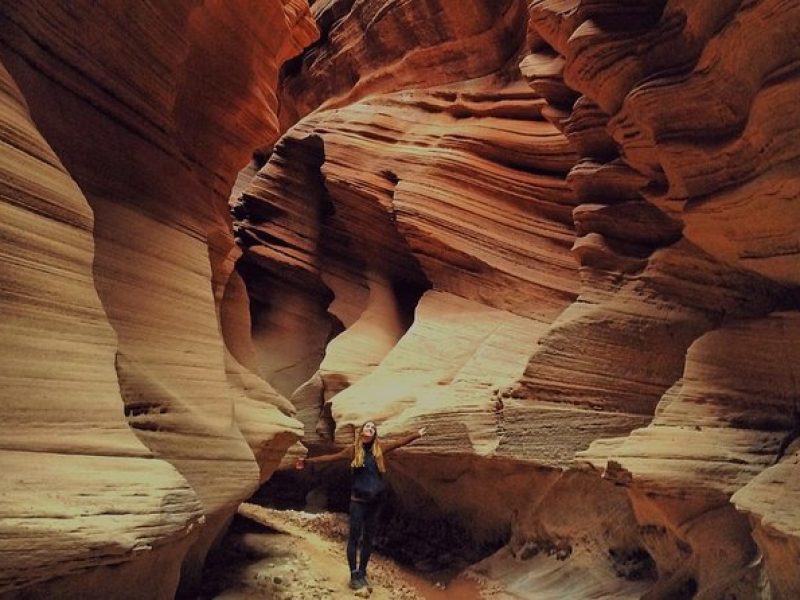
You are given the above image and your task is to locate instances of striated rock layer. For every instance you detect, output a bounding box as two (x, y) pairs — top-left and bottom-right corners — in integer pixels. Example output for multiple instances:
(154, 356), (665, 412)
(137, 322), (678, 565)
(235, 0), (800, 598)
(3, 0), (798, 597)
(0, 1), (316, 597)
(531, 2), (800, 598)
(235, 0), (582, 451)
(0, 59), (201, 600)
(524, 1), (800, 598)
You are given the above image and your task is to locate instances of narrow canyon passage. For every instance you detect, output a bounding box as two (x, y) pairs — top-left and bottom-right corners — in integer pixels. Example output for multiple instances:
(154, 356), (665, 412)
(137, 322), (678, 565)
(1, 1), (800, 600)
(198, 504), (488, 600)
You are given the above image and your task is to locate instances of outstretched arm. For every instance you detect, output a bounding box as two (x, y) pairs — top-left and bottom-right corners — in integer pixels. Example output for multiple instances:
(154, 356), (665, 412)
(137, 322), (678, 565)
(295, 446), (352, 470)
(382, 427), (426, 454)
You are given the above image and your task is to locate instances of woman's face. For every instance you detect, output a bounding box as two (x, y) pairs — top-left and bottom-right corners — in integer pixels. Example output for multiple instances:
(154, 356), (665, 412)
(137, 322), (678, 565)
(361, 422), (376, 443)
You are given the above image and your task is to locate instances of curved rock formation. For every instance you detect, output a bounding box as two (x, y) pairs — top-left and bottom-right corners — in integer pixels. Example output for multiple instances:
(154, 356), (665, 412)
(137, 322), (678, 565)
(235, 0), (800, 598)
(278, 0), (531, 127)
(0, 59), (202, 600)
(0, 1), (316, 597)
(234, 0), (583, 456)
(583, 313), (800, 598)
(3, 0), (800, 598)
(524, 0), (800, 597)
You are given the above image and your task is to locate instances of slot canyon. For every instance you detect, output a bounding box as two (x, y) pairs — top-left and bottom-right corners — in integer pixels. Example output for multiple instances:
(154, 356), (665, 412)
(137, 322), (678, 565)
(1, 1), (799, 599)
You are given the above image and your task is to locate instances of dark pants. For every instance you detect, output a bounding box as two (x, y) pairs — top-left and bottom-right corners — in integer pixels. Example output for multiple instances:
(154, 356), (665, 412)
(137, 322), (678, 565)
(347, 499), (381, 576)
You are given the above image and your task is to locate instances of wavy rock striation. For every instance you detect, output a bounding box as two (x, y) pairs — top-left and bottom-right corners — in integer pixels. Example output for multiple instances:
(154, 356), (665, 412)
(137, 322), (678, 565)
(0, 1), (316, 597)
(235, 0), (800, 598)
(3, 0), (798, 597)
(523, 0), (800, 597)
(0, 59), (202, 600)
(235, 0), (582, 456)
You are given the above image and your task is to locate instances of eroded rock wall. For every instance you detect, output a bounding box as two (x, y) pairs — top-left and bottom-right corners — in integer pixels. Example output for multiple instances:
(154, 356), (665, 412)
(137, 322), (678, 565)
(0, 58), (202, 600)
(235, 0), (800, 598)
(0, 1), (316, 597)
(234, 0), (582, 455)
(526, 1), (800, 597)
(4, 0), (795, 596)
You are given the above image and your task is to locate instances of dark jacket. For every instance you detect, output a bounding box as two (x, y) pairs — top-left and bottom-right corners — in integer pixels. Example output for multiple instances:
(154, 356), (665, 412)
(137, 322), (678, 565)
(304, 431), (421, 501)
(351, 442), (385, 502)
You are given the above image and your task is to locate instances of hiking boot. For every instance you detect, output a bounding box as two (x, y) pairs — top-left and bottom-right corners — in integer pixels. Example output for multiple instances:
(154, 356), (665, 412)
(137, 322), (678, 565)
(349, 571), (364, 590)
(359, 573), (371, 589)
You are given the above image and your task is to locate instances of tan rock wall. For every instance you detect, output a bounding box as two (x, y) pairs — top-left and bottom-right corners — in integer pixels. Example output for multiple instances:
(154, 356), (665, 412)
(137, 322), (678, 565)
(235, 2), (584, 462)
(0, 59), (201, 599)
(0, 1), (316, 596)
(525, 1), (800, 597)
(236, 1), (800, 598)
(4, 0), (799, 597)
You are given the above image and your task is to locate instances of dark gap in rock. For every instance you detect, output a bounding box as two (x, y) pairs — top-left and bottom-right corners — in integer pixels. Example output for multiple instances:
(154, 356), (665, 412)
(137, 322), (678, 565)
(381, 169), (399, 185)
(587, 0), (668, 32)
(232, 134), (341, 397)
(608, 546), (658, 581)
(376, 498), (508, 578)
(392, 277), (431, 331)
(252, 147), (272, 169)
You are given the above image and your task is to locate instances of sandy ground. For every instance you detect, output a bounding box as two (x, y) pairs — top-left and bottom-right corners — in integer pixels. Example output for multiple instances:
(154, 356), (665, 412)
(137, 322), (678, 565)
(198, 503), (490, 600)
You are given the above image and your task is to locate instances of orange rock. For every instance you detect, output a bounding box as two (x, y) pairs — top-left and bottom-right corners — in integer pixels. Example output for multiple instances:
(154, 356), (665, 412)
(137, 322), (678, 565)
(0, 1), (316, 596)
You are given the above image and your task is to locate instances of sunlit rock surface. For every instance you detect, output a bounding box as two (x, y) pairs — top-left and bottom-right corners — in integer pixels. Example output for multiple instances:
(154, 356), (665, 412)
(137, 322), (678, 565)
(524, 1), (800, 597)
(0, 59), (202, 600)
(235, 1), (800, 598)
(234, 0), (582, 457)
(0, 1), (315, 597)
(2, 0), (800, 598)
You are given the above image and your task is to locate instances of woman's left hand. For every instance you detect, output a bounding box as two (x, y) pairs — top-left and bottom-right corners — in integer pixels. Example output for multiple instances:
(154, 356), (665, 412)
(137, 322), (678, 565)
(418, 426), (427, 437)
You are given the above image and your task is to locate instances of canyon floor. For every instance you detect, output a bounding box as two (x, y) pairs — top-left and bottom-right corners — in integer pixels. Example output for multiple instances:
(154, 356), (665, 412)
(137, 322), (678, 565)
(199, 503), (488, 600)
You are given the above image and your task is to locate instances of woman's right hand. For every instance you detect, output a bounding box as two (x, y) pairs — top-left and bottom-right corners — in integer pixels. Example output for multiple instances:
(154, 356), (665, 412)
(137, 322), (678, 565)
(295, 457), (306, 470)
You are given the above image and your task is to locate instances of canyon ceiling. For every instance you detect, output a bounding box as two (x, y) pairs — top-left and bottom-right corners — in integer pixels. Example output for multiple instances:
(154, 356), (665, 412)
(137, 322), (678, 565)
(1, 1), (799, 599)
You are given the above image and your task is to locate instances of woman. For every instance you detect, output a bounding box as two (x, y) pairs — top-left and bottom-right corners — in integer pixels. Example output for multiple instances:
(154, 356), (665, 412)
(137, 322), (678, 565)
(295, 421), (426, 590)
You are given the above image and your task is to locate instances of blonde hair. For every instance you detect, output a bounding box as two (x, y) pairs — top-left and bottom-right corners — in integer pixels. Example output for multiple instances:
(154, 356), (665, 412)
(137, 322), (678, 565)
(351, 422), (386, 473)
